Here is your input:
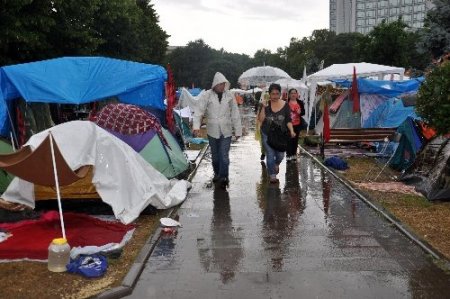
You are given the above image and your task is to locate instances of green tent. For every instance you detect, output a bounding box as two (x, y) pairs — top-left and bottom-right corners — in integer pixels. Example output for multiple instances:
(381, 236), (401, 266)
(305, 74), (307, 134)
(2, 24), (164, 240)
(0, 139), (14, 193)
(139, 127), (189, 178)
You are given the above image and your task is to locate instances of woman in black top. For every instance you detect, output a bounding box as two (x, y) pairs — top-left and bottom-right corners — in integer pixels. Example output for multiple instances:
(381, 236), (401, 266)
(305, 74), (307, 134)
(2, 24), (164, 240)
(258, 83), (296, 183)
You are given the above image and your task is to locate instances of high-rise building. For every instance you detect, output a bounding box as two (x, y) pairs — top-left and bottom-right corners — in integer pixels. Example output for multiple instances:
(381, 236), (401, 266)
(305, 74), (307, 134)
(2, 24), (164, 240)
(330, 0), (434, 34)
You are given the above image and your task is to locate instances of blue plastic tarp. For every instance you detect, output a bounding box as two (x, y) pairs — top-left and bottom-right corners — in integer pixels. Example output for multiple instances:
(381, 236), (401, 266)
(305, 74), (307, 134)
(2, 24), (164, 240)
(333, 77), (424, 97)
(0, 56), (167, 136)
(0, 56), (167, 107)
(363, 97), (418, 128)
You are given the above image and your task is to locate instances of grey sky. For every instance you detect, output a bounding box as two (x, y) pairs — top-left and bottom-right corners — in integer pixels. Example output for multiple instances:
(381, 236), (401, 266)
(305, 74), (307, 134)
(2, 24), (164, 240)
(152, 0), (329, 56)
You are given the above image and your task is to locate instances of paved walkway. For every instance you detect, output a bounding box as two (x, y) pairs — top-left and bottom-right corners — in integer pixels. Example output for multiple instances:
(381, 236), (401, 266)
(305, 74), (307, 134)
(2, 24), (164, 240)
(126, 132), (450, 299)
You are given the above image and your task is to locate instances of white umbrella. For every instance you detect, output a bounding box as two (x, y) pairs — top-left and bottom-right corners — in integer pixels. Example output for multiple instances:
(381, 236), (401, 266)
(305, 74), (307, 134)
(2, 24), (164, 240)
(274, 78), (308, 91)
(238, 66), (291, 87)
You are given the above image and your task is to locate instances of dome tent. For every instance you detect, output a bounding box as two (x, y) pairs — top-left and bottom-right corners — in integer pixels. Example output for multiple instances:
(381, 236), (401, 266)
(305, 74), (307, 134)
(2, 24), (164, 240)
(93, 103), (189, 179)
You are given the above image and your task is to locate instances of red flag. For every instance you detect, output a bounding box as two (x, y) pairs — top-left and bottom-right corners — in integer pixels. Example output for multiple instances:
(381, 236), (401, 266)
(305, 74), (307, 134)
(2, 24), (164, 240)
(323, 102), (330, 143)
(165, 64), (176, 133)
(351, 66), (360, 113)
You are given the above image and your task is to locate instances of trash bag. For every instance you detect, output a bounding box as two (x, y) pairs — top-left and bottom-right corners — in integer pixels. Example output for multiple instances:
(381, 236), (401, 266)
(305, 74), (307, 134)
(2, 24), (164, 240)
(67, 254), (108, 278)
(324, 156), (349, 170)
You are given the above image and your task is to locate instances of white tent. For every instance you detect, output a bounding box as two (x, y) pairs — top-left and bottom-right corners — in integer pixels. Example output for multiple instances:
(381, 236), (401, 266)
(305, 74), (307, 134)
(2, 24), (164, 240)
(1, 121), (190, 224)
(306, 62), (405, 132)
(178, 87), (205, 110)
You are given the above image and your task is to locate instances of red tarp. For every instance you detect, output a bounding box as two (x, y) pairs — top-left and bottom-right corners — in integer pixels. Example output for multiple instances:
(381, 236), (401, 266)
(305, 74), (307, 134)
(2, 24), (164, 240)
(0, 211), (134, 260)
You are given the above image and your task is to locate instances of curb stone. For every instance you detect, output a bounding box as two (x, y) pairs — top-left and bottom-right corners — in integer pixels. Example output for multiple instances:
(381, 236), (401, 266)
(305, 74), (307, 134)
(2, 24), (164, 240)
(95, 144), (210, 299)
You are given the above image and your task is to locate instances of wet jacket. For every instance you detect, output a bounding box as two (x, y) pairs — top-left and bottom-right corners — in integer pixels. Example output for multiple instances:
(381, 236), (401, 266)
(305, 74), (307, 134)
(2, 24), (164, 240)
(193, 72), (242, 139)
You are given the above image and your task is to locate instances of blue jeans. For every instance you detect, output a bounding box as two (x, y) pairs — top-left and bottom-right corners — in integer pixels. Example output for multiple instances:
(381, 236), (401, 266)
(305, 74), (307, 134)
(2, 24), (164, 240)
(208, 135), (232, 180)
(261, 131), (285, 176)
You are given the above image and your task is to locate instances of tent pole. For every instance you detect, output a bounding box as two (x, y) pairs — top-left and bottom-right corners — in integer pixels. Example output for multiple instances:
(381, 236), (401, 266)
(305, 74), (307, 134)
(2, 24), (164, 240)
(6, 105), (18, 149)
(49, 133), (66, 240)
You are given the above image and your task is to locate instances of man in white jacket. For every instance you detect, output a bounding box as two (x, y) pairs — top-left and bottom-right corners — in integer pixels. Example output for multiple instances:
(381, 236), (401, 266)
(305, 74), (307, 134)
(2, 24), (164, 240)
(193, 72), (242, 188)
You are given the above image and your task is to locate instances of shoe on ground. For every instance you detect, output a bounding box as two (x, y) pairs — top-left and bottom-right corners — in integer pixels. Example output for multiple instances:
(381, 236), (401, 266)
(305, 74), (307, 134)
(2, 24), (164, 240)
(260, 154), (265, 160)
(274, 164), (280, 174)
(269, 176), (279, 184)
(219, 178), (229, 189)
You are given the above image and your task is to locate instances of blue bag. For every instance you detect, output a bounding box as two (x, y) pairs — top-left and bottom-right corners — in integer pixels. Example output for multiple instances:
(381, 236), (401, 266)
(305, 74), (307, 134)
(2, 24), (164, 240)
(324, 156), (349, 170)
(67, 254), (108, 278)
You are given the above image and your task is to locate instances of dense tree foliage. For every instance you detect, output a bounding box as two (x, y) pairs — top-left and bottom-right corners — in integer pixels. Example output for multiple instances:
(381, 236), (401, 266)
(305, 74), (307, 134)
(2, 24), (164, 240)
(165, 39), (254, 88)
(417, 0), (450, 59)
(416, 62), (450, 135)
(359, 19), (428, 70)
(0, 0), (168, 66)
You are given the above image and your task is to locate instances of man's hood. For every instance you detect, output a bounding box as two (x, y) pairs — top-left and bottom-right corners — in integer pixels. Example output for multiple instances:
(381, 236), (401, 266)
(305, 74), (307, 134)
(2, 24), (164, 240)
(211, 72), (230, 90)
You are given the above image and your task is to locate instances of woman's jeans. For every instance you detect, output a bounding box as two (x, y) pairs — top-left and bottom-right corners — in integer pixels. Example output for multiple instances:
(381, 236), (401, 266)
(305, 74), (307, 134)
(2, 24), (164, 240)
(208, 135), (232, 180)
(261, 131), (284, 176)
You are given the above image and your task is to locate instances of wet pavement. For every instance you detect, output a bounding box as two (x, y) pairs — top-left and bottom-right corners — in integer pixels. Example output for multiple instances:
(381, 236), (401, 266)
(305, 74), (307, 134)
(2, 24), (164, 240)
(126, 130), (450, 299)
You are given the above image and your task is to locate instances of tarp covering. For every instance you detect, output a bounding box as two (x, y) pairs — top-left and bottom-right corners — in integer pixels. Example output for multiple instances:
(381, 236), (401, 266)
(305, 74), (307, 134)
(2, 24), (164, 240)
(401, 136), (450, 201)
(308, 63), (405, 82)
(306, 62), (406, 130)
(0, 121), (190, 224)
(333, 77), (424, 97)
(0, 57), (167, 136)
(363, 97), (418, 128)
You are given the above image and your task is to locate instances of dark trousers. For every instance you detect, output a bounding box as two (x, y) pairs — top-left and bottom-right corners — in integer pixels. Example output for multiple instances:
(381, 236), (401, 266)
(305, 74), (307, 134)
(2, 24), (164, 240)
(208, 135), (232, 179)
(286, 124), (301, 157)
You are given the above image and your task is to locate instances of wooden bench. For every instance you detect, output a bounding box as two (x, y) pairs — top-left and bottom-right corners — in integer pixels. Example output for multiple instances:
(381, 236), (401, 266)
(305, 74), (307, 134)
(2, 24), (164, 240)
(326, 128), (397, 144)
(319, 127), (397, 157)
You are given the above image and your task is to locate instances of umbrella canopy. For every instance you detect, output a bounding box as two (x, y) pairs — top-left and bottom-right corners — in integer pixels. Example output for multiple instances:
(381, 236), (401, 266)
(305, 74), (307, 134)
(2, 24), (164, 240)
(274, 78), (308, 91)
(238, 66), (291, 87)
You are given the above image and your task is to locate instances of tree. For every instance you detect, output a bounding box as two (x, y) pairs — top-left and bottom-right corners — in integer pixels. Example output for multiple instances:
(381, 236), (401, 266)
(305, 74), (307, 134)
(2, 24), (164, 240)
(165, 39), (214, 88)
(360, 19), (413, 67)
(0, 0), (56, 65)
(415, 62), (450, 135)
(47, 0), (103, 58)
(417, 0), (450, 59)
(93, 0), (168, 63)
(0, 0), (168, 66)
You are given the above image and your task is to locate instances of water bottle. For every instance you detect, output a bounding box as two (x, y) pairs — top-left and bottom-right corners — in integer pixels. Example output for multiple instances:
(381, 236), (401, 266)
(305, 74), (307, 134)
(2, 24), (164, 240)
(48, 238), (71, 272)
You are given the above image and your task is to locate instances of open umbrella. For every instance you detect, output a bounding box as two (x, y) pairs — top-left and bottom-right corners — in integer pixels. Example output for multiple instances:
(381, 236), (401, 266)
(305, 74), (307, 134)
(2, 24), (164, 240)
(238, 66), (291, 88)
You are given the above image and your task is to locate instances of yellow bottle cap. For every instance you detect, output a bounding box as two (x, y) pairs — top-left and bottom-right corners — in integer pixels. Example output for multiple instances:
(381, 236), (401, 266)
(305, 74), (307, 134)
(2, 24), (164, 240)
(52, 238), (67, 245)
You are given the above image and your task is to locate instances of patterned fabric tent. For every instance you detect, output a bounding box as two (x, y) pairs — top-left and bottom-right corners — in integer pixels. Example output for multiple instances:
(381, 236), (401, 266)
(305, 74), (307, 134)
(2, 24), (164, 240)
(93, 103), (188, 178)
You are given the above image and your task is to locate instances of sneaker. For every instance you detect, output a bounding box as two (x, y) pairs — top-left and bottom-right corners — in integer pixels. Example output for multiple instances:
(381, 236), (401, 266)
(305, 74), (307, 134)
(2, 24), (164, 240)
(260, 154), (265, 160)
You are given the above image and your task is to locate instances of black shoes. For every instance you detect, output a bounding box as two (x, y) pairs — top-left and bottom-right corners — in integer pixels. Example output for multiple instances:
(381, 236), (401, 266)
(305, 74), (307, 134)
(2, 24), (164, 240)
(219, 178), (229, 189)
(260, 154), (265, 160)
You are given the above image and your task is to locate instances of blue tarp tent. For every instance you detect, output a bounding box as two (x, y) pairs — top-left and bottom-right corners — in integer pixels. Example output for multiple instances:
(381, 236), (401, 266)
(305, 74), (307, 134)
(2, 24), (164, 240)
(333, 77), (424, 97)
(0, 56), (167, 135)
(363, 98), (418, 128)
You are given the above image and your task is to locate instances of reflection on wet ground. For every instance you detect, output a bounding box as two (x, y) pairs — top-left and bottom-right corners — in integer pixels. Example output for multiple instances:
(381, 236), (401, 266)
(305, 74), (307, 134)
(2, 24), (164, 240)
(127, 128), (450, 299)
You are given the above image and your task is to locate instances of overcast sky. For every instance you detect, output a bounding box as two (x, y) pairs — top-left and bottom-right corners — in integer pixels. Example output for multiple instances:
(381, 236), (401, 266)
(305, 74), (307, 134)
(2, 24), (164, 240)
(152, 0), (329, 57)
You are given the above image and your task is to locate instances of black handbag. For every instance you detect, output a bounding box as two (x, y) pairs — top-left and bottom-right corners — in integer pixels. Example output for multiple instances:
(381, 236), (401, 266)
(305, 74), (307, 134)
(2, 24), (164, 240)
(267, 122), (288, 152)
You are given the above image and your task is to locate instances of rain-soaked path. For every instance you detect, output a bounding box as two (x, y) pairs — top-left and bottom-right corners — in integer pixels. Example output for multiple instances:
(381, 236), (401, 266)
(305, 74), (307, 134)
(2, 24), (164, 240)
(127, 129), (450, 298)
